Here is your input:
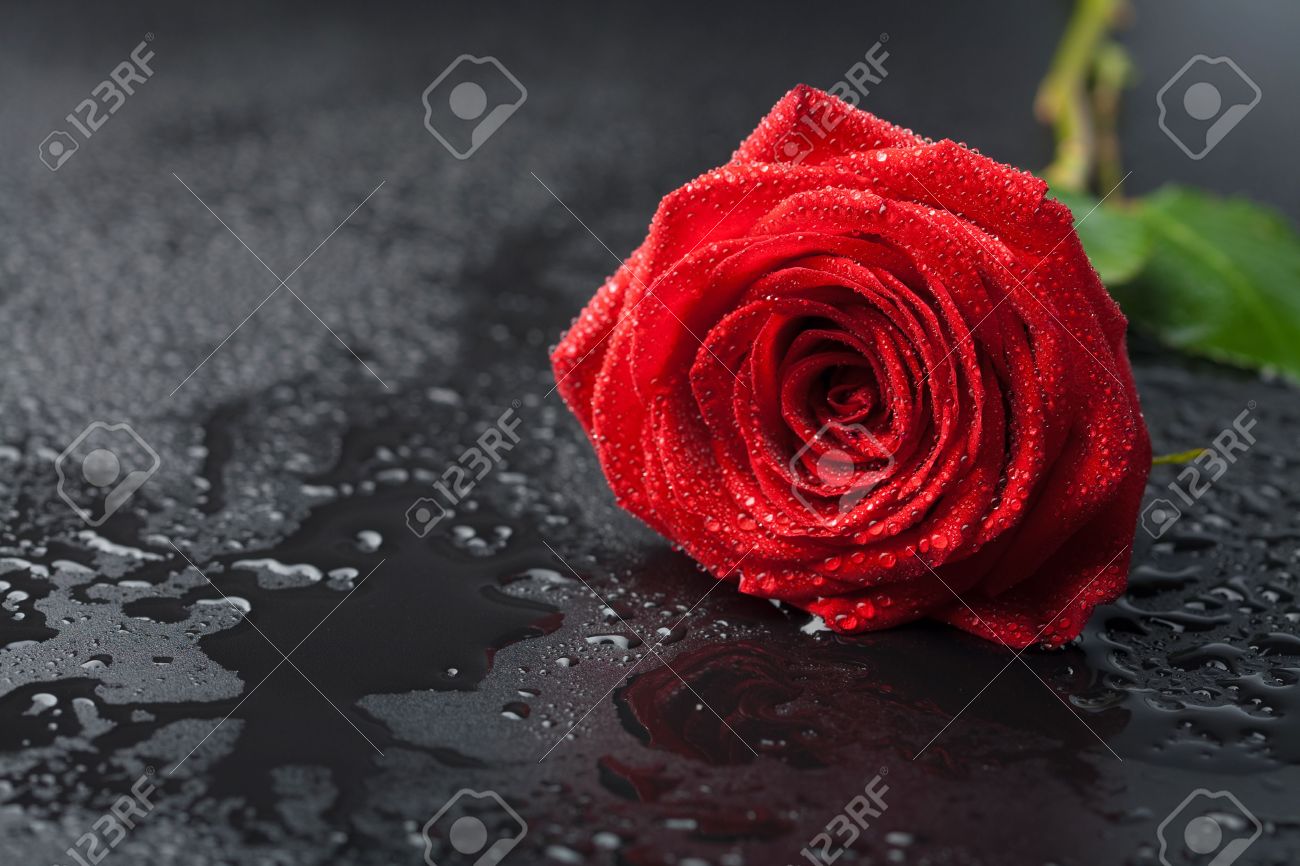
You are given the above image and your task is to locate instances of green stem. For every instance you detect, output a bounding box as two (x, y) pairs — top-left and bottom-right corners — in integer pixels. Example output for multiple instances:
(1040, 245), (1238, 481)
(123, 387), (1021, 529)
(1153, 448), (1207, 466)
(1091, 40), (1132, 197)
(1036, 0), (1125, 194)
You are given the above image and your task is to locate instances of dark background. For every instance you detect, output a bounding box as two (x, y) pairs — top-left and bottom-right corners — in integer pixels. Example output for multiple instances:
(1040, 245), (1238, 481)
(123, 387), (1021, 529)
(0, 2), (1297, 865)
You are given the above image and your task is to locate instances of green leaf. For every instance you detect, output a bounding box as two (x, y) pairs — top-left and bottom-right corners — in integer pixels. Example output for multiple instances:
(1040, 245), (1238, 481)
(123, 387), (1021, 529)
(1051, 190), (1151, 285)
(1113, 186), (1300, 379)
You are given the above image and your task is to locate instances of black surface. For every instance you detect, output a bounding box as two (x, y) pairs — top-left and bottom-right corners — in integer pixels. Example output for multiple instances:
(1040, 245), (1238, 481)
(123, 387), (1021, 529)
(1, 3), (1298, 865)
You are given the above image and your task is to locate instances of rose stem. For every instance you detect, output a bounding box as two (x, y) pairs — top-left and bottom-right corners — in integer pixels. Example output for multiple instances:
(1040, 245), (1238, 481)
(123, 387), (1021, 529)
(1035, 0), (1126, 195)
(1090, 39), (1133, 199)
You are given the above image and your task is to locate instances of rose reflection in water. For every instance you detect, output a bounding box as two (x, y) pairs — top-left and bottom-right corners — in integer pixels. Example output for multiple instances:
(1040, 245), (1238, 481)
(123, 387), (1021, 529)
(617, 639), (900, 768)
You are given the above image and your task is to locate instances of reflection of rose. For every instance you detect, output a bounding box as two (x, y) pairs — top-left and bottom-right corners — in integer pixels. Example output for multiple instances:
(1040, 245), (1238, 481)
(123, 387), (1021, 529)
(617, 638), (1127, 775)
(553, 85), (1150, 648)
(618, 640), (895, 767)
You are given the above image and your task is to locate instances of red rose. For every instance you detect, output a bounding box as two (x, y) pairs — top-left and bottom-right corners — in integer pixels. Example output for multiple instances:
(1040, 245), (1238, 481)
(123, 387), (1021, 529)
(551, 85), (1151, 648)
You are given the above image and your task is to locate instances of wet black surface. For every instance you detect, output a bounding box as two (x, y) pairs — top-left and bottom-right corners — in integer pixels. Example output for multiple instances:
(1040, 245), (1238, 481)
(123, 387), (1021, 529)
(1, 3), (1298, 865)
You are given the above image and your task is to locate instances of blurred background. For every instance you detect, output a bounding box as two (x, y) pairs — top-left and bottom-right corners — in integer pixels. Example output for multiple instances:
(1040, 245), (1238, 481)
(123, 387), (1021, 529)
(0, 2), (1297, 865)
